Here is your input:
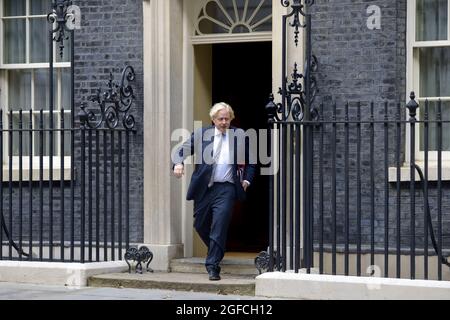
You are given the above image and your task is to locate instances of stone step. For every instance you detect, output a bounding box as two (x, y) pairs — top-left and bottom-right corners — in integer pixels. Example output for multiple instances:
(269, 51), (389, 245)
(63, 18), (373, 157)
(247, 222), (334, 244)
(88, 272), (256, 296)
(170, 257), (261, 276)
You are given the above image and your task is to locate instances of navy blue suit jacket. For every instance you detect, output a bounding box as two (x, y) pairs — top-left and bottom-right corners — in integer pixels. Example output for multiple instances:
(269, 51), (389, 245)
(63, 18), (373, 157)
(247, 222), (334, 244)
(173, 126), (256, 203)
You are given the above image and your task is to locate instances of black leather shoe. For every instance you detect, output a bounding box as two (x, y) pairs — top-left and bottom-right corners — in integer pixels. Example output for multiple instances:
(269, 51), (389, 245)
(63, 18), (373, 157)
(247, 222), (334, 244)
(208, 269), (221, 281)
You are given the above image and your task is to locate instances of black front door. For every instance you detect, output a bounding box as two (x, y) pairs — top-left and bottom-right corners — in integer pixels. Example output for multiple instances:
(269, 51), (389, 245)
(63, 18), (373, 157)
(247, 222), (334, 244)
(212, 42), (272, 253)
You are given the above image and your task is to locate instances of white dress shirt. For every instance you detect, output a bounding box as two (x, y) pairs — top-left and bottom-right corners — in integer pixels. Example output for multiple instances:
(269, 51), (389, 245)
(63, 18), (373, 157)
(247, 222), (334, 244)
(212, 128), (234, 184)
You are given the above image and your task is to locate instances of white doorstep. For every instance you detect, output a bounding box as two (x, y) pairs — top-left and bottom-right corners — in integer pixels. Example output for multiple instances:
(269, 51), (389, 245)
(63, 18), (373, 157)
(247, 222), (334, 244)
(256, 272), (450, 300)
(0, 261), (128, 287)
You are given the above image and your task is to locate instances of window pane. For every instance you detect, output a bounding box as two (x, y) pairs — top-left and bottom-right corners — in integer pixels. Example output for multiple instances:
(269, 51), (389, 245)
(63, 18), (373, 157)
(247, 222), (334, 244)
(198, 18), (229, 34)
(419, 47), (450, 97)
(31, 0), (51, 15)
(3, 0), (26, 16)
(252, 19), (272, 32)
(204, 0), (231, 33)
(61, 68), (71, 110)
(12, 113), (31, 157)
(3, 19), (26, 64)
(416, 0), (448, 41)
(34, 69), (57, 110)
(420, 101), (450, 151)
(8, 70), (31, 110)
(247, 0), (272, 33)
(30, 18), (49, 63)
(63, 112), (71, 156)
(33, 113), (57, 156)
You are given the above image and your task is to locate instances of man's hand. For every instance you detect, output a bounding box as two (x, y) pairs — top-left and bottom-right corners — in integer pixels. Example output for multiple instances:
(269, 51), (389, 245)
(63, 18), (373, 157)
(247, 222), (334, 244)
(242, 180), (250, 192)
(173, 164), (184, 178)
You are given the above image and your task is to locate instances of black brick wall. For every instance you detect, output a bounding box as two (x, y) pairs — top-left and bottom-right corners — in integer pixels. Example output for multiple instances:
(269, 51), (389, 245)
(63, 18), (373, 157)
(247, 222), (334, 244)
(311, 0), (406, 103)
(73, 0), (144, 244)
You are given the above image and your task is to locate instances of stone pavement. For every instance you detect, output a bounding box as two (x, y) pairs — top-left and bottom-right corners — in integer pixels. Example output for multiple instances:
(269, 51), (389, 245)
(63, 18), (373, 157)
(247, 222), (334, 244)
(0, 282), (272, 300)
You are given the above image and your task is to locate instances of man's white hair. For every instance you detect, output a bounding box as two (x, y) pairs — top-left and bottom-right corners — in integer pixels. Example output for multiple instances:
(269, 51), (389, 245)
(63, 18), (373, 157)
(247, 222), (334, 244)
(209, 102), (235, 121)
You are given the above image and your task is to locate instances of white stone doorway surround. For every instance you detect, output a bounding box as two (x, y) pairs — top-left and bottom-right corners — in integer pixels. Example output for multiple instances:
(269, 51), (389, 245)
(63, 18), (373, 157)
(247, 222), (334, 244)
(142, 0), (296, 271)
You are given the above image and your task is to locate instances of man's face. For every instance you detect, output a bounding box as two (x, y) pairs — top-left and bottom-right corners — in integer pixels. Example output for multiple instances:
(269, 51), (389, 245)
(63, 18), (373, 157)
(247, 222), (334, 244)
(212, 109), (231, 133)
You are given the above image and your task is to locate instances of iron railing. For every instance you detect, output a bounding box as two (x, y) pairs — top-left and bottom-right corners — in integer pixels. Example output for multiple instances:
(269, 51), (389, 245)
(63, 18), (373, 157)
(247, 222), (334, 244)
(259, 0), (450, 282)
(265, 94), (450, 281)
(0, 68), (136, 263)
(0, 1), (137, 264)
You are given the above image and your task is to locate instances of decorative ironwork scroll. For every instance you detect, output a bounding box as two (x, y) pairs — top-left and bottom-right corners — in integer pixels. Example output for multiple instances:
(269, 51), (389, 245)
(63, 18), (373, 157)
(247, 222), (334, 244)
(47, 0), (79, 58)
(266, 0), (318, 122)
(254, 251), (278, 275)
(124, 246), (154, 274)
(79, 66), (136, 130)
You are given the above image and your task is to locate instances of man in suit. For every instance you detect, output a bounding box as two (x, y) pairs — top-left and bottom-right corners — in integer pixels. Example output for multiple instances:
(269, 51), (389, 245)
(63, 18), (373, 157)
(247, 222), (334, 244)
(172, 102), (256, 281)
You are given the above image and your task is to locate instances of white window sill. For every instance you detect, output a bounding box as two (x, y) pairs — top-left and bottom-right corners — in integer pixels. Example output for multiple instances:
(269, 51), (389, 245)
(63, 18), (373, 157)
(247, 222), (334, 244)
(2, 167), (74, 182)
(389, 161), (450, 182)
(2, 158), (73, 182)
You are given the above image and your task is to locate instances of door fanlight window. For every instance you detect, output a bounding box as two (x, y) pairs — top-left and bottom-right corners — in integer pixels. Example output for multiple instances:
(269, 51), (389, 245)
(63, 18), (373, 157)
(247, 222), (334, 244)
(195, 0), (272, 35)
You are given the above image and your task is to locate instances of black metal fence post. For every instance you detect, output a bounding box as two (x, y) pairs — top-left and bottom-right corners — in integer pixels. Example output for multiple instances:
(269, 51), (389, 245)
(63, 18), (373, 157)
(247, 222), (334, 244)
(332, 103), (337, 275)
(319, 103), (324, 275)
(39, 110), (44, 261)
(95, 129), (100, 262)
(88, 124), (93, 262)
(8, 111), (13, 260)
(118, 131), (123, 260)
(437, 100), (443, 281)
(103, 128), (108, 261)
(384, 102), (389, 278)
(356, 102), (362, 277)
(423, 100), (429, 280)
(18, 110), (23, 261)
(79, 110), (87, 264)
(60, 109), (65, 261)
(370, 102), (375, 271)
(396, 103), (402, 279)
(28, 111), (33, 261)
(295, 121), (301, 273)
(406, 92), (419, 280)
(344, 102), (350, 276)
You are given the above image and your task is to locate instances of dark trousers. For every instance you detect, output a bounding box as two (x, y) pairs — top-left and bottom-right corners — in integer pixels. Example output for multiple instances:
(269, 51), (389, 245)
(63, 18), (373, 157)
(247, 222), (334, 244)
(193, 182), (235, 272)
